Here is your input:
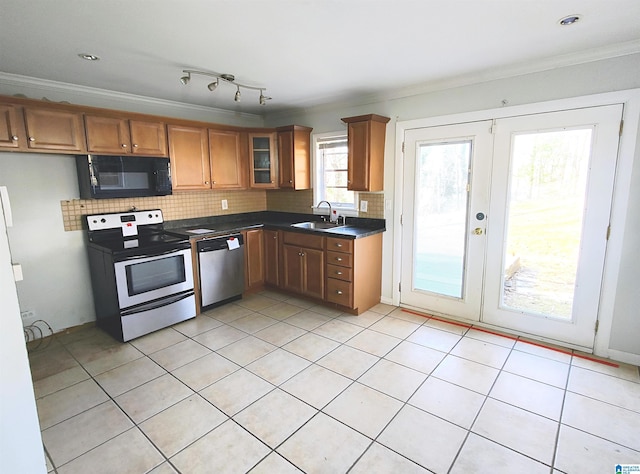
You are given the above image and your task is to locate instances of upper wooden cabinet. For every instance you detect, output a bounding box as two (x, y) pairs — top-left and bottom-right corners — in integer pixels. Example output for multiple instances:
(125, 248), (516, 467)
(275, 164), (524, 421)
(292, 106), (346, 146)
(248, 132), (278, 188)
(0, 104), (24, 149)
(341, 114), (390, 192)
(85, 115), (168, 156)
(167, 125), (210, 191)
(22, 107), (86, 153)
(276, 125), (312, 190)
(209, 129), (246, 189)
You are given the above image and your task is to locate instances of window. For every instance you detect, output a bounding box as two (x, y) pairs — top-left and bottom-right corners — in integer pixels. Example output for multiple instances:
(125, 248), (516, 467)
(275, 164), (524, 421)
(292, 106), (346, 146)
(313, 132), (356, 213)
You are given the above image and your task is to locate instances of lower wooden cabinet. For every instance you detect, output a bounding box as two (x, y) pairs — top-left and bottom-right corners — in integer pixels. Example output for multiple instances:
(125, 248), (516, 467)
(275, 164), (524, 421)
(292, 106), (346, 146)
(264, 229), (280, 286)
(244, 229), (265, 291)
(325, 234), (382, 314)
(281, 232), (325, 300)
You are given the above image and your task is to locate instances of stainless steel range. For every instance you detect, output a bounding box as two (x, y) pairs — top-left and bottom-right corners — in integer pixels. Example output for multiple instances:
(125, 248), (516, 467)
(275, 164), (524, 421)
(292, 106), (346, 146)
(85, 209), (195, 342)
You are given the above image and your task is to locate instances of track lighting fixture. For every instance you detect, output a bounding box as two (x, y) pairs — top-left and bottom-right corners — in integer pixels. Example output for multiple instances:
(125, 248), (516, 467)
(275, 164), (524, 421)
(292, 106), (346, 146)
(179, 69), (271, 105)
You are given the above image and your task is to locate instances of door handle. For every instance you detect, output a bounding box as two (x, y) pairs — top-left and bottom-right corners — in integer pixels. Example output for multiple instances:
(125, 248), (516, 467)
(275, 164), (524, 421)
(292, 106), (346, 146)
(473, 228), (483, 235)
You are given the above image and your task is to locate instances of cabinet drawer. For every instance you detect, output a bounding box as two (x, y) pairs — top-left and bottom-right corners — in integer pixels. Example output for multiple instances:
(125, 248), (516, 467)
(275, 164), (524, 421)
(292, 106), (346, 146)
(327, 250), (353, 268)
(326, 237), (353, 253)
(283, 231), (324, 250)
(326, 264), (352, 282)
(326, 278), (353, 307)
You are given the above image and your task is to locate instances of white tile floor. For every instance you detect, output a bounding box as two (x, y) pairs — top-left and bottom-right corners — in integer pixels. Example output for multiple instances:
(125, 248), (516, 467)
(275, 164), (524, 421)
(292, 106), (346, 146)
(29, 290), (640, 474)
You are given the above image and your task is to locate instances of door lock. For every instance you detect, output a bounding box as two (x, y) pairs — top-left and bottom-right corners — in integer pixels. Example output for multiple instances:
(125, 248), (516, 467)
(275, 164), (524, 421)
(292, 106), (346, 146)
(473, 227), (484, 235)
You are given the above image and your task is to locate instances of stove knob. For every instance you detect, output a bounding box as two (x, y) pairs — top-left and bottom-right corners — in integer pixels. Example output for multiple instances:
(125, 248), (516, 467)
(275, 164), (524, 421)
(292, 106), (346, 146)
(100, 218), (106, 223)
(148, 214), (153, 219)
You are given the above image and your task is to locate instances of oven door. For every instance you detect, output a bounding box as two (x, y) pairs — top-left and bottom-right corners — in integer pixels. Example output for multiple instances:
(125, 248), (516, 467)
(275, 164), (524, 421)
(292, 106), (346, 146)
(114, 247), (194, 309)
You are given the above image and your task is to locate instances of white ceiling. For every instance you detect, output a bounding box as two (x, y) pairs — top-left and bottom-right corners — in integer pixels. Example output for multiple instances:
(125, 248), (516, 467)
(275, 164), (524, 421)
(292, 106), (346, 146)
(1, 0), (639, 115)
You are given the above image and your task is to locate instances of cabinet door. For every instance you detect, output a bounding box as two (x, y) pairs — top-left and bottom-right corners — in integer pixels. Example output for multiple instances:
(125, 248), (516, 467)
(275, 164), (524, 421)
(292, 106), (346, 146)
(347, 121), (370, 191)
(278, 130), (294, 188)
(245, 229), (265, 290)
(85, 115), (130, 154)
(282, 244), (303, 293)
(249, 133), (277, 188)
(278, 126), (312, 190)
(302, 247), (325, 300)
(264, 229), (279, 286)
(23, 107), (85, 152)
(129, 120), (167, 156)
(0, 104), (24, 149)
(209, 130), (245, 189)
(167, 125), (210, 190)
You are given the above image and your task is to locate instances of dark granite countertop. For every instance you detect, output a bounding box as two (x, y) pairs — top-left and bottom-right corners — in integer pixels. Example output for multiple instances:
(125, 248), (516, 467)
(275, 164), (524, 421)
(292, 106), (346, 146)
(164, 211), (385, 240)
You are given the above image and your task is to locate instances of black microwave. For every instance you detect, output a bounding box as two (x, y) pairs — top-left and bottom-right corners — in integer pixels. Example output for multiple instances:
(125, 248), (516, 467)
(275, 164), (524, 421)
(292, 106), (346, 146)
(76, 155), (172, 199)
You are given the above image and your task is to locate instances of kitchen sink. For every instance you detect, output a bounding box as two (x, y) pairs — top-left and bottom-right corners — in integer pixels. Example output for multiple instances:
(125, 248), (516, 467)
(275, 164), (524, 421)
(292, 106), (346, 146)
(291, 221), (345, 231)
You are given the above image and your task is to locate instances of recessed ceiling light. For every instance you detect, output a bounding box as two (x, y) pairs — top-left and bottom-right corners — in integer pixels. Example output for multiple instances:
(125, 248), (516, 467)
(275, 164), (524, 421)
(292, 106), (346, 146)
(78, 53), (100, 61)
(558, 15), (582, 26)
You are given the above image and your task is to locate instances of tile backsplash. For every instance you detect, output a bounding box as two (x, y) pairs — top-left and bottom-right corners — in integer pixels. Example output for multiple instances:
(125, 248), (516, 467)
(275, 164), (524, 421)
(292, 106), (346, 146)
(61, 190), (267, 231)
(61, 189), (385, 231)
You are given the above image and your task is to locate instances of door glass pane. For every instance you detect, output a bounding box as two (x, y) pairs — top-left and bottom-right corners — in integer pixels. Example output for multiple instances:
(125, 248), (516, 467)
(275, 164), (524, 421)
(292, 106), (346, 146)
(414, 141), (471, 298)
(503, 129), (592, 319)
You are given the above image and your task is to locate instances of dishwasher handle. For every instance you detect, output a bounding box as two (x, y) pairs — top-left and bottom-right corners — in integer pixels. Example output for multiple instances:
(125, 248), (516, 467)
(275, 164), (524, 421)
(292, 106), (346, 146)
(197, 234), (244, 252)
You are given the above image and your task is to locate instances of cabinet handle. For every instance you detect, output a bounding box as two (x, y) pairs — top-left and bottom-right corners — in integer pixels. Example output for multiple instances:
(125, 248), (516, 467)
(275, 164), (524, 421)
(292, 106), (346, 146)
(212, 181), (216, 184)
(29, 137), (35, 142)
(133, 144), (139, 148)
(336, 257), (343, 262)
(204, 181), (209, 184)
(336, 290), (343, 295)
(289, 180), (292, 183)
(273, 236), (277, 240)
(336, 271), (343, 275)
(336, 243), (343, 248)
(121, 144), (127, 148)
(11, 135), (18, 141)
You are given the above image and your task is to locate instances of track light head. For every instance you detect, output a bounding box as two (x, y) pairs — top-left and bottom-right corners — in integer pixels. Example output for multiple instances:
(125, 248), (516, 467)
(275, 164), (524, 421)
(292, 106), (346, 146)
(180, 73), (190, 85)
(207, 80), (218, 91)
(259, 91), (272, 106)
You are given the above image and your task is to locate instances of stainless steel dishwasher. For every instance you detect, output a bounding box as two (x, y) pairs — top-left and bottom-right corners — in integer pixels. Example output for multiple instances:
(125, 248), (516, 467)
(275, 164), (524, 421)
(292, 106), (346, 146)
(197, 234), (245, 308)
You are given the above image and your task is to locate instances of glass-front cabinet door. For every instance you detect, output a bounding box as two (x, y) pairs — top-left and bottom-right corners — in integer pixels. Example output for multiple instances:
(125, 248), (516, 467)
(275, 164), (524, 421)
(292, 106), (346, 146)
(249, 133), (277, 188)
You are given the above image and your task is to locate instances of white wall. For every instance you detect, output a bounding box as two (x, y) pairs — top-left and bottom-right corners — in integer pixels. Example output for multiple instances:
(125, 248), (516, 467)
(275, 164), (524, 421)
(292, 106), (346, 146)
(266, 53), (640, 361)
(0, 153), (95, 333)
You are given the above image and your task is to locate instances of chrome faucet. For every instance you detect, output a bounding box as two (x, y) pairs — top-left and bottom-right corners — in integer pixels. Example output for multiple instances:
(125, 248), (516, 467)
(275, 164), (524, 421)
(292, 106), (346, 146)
(315, 200), (334, 222)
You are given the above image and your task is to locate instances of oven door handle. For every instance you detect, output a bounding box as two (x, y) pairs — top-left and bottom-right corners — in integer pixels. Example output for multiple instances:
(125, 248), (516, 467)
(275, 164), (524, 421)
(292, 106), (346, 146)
(116, 246), (189, 262)
(121, 290), (194, 316)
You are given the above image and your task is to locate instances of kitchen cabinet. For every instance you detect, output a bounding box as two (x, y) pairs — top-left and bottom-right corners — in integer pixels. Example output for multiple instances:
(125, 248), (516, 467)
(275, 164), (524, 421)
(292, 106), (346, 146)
(341, 114), (390, 192)
(85, 115), (168, 156)
(277, 125), (312, 189)
(248, 132), (277, 188)
(167, 125), (210, 190)
(244, 229), (265, 291)
(325, 234), (382, 314)
(209, 129), (246, 189)
(23, 107), (86, 152)
(0, 104), (25, 149)
(264, 229), (280, 286)
(282, 231), (324, 300)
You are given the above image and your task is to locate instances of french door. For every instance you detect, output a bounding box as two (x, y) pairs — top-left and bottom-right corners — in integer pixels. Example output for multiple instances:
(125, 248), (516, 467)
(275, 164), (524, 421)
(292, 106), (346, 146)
(401, 105), (623, 349)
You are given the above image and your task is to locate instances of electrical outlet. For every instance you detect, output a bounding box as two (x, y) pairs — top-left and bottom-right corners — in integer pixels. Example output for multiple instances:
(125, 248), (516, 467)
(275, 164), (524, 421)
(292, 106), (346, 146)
(21, 310), (36, 325)
(360, 200), (368, 212)
(221, 199), (228, 210)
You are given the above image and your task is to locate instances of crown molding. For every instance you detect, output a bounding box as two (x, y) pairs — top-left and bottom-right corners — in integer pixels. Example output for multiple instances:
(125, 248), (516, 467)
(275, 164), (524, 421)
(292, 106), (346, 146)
(0, 72), (263, 125)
